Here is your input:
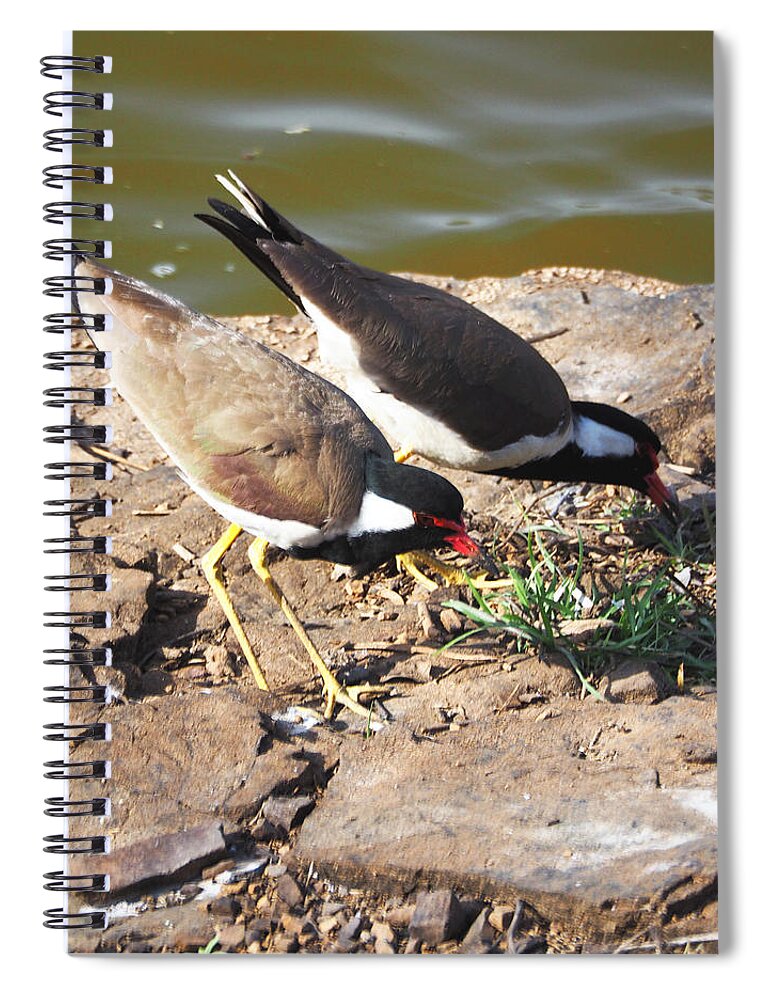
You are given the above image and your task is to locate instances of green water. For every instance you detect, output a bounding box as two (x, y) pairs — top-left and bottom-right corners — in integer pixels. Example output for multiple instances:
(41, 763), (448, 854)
(74, 30), (714, 317)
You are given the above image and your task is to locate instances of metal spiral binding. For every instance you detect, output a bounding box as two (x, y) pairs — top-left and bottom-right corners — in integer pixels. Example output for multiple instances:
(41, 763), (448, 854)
(44, 201), (110, 224)
(43, 165), (111, 189)
(43, 350), (109, 370)
(42, 53), (111, 932)
(43, 274), (108, 297)
(44, 91), (109, 116)
(41, 55), (110, 79)
(43, 128), (110, 152)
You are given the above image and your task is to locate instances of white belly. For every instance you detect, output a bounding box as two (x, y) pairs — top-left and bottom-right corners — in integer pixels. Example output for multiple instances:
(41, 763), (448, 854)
(191, 481), (414, 549)
(192, 484), (328, 549)
(303, 298), (572, 471)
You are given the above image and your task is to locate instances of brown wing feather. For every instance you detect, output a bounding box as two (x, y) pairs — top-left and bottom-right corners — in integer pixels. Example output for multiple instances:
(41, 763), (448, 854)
(233, 230), (572, 450)
(76, 261), (391, 528)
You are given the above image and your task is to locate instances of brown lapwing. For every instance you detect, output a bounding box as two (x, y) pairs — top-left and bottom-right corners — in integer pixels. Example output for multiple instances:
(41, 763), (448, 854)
(75, 260), (484, 718)
(197, 172), (679, 559)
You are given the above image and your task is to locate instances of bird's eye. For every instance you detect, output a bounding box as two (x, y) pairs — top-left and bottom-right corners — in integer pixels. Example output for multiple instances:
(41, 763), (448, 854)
(636, 441), (660, 471)
(413, 511), (438, 528)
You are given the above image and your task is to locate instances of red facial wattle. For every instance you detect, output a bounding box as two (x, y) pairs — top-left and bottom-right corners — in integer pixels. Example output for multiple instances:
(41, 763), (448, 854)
(414, 512), (479, 555)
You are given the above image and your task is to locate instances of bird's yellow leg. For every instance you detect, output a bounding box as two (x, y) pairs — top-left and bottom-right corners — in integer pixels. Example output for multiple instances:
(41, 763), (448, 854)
(247, 537), (389, 720)
(393, 445), (414, 464)
(200, 523), (269, 690)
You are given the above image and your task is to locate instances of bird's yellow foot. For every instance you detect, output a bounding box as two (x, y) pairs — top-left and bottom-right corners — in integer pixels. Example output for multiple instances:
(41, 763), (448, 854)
(396, 550), (512, 592)
(247, 536), (390, 721)
(320, 678), (391, 722)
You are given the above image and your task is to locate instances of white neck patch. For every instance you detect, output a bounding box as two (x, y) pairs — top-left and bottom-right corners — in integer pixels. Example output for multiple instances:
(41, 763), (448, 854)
(573, 413), (635, 458)
(347, 490), (414, 538)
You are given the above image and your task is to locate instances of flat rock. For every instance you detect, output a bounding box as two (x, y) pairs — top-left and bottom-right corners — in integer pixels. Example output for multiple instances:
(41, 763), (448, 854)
(70, 565), (155, 696)
(217, 923), (247, 951)
(68, 897), (219, 954)
(296, 690), (717, 943)
(68, 686), (335, 901)
(95, 821), (226, 897)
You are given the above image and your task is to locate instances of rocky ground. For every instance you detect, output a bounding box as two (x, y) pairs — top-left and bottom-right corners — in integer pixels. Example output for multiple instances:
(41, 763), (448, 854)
(64, 268), (716, 954)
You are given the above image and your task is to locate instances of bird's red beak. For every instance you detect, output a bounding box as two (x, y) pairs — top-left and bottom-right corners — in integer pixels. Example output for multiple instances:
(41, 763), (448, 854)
(644, 469), (680, 522)
(413, 512), (499, 576)
(442, 519), (501, 576)
(639, 444), (680, 522)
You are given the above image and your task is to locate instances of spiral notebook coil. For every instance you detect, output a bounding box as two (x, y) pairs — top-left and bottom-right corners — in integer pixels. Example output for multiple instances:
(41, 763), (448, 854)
(44, 128), (110, 152)
(41, 55), (111, 79)
(44, 686), (109, 704)
(43, 53), (111, 932)
(43, 312), (106, 335)
(44, 201), (111, 224)
(43, 645), (111, 667)
(44, 386), (111, 406)
(45, 462), (112, 481)
(43, 497), (111, 518)
(44, 91), (109, 116)
(44, 871), (108, 891)
(43, 350), (109, 370)
(43, 424), (110, 445)
(44, 535), (112, 554)
(45, 798), (109, 818)
(44, 274), (108, 297)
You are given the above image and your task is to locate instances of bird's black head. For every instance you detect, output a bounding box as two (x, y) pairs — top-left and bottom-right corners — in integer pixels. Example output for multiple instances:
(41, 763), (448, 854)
(500, 401), (679, 522)
(298, 454), (478, 569)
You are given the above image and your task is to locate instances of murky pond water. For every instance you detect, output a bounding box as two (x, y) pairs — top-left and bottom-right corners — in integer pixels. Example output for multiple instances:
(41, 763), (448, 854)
(74, 30), (713, 316)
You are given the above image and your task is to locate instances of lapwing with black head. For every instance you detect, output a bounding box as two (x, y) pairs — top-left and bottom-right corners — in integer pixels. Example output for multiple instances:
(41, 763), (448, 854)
(75, 260), (483, 718)
(197, 172), (679, 568)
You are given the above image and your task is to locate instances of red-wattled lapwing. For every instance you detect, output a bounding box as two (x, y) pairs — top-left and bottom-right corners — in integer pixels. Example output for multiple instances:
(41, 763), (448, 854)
(196, 172), (679, 565)
(75, 260), (484, 718)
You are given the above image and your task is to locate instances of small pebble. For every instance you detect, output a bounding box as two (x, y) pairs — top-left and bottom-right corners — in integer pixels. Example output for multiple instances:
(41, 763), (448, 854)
(270, 932), (299, 953)
(217, 923), (246, 951)
(385, 904), (415, 927)
(371, 919), (395, 943)
(409, 889), (467, 945)
(209, 895), (240, 920)
(489, 904), (514, 933)
(318, 916), (338, 935)
(276, 873), (305, 909)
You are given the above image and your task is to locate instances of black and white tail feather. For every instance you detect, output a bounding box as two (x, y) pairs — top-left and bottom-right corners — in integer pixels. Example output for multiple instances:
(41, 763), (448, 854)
(196, 170), (306, 311)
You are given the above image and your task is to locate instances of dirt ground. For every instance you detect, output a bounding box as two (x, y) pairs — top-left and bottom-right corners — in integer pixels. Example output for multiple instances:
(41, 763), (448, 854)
(62, 268), (716, 954)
